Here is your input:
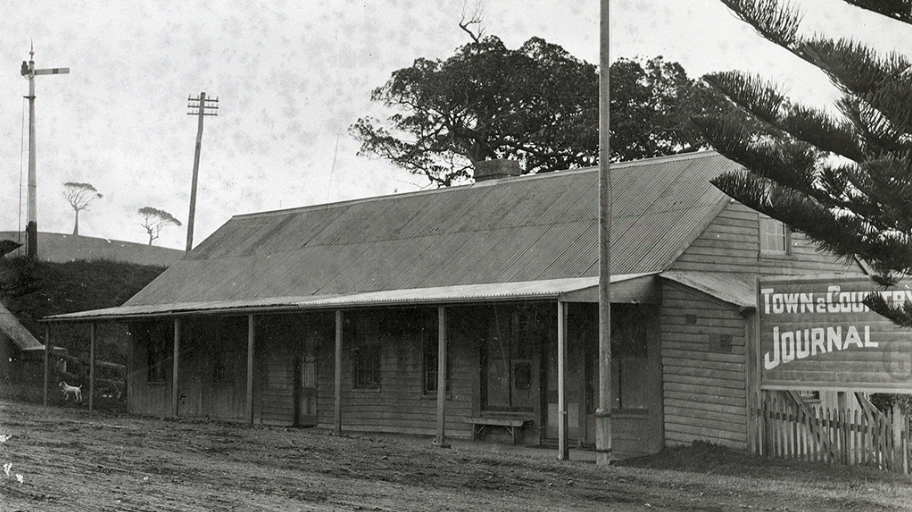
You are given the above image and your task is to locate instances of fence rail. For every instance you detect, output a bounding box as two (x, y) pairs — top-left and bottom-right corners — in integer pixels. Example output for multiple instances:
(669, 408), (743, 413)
(758, 398), (910, 474)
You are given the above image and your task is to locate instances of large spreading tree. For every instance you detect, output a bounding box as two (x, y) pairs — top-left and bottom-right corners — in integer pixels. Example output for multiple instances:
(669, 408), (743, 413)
(695, 0), (912, 323)
(352, 34), (706, 186)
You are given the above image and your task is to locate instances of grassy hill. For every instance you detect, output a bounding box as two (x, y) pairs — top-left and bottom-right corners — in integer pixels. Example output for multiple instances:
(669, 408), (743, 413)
(0, 256), (166, 364)
(0, 231), (182, 266)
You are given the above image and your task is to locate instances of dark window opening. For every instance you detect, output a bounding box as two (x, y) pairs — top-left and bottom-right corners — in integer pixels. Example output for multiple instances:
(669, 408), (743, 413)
(147, 334), (168, 383)
(350, 313), (382, 390)
(141, 321), (170, 383)
(611, 305), (650, 411)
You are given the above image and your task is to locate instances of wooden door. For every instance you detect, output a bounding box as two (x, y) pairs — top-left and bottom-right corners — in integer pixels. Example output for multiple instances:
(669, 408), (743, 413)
(295, 334), (318, 426)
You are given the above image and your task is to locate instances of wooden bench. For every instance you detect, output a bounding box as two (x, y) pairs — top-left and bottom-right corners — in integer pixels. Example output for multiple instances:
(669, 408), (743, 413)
(462, 415), (534, 445)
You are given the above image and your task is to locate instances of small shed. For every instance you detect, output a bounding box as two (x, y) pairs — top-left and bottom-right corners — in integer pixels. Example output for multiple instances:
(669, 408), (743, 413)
(46, 151), (865, 458)
(0, 302), (54, 400)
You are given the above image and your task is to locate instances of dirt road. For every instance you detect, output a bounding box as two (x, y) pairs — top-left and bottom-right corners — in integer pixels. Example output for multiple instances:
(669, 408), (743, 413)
(0, 400), (909, 511)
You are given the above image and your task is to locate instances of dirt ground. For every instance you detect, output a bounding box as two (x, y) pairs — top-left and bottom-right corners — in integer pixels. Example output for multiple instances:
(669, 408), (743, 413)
(1, 400), (911, 511)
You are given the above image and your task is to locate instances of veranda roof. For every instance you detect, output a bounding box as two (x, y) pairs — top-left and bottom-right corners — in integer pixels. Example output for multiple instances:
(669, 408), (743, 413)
(45, 274), (658, 322)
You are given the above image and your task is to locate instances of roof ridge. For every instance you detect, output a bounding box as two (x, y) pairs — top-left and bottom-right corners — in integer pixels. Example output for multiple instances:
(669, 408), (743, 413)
(608, 150), (720, 168)
(233, 150), (722, 221)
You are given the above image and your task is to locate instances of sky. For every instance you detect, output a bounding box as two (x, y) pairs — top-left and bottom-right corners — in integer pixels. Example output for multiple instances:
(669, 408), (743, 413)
(0, 0), (906, 250)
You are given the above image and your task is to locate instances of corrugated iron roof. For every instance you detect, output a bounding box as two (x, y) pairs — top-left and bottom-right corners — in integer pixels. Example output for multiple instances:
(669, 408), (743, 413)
(46, 274), (658, 321)
(52, 151), (744, 321)
(0, 302), (43, 350)
(660, 271), (756, 309)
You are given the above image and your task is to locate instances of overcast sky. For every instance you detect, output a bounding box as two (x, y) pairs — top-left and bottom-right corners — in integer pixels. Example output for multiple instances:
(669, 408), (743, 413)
(0, 1), (905, 249)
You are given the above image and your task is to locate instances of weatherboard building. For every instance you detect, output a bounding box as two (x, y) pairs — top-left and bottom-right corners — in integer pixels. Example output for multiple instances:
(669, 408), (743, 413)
(47, 151), (865, 458)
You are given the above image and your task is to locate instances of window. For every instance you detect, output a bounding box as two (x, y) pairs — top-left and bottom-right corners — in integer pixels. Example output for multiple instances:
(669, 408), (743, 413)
(351, 313), (381, 389)
(206, 318), (243, 384)
(213, 347), (233, 383)
(146, 324), (169, 383)
(611, 305), (649, 411)
(760, 215), (789, 254)
(422, 312), (451, 395)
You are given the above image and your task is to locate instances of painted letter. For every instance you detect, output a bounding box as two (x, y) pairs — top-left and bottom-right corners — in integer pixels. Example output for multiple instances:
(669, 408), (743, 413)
(765, 328), (782, 370)
(844, 326), (864, 349)
(827, 326), (843, 352)
(772, 293), (785, 314)
(796, 329), (810, 359)
(827, 286), (841, 313)
(864, 325), (877, 347)
(852, 292), (867, 313)
(785, 293), (800, 314)
(810, 328), (825, 356)
(761, 288), (774, 315)
(781, 331), (795, 364)
(800, 293), (815, 314)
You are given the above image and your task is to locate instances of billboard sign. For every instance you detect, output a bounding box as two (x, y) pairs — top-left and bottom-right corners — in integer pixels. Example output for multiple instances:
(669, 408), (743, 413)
(758, 276), (912, 391)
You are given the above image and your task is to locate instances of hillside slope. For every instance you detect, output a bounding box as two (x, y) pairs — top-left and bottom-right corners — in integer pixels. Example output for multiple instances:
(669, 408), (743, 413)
(0, 231), (182, 266)
(0, 257), (166, 363)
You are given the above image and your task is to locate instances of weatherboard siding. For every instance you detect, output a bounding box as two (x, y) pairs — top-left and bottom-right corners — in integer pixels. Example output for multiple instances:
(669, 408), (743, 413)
(252, 313), (335, 426)
(661, 282), (749, 449)
(128, 321), (172, 418)
(671, 202), (863, 275)
(255, 327), (296, 426)
(314, 319), (474, 439)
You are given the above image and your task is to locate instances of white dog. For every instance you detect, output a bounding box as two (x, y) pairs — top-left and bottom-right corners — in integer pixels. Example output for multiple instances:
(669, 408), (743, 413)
(59, 382), (82, 402)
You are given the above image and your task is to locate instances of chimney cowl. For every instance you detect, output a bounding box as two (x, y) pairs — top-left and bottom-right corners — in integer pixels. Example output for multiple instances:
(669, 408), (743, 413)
(474, 159), (522, 182)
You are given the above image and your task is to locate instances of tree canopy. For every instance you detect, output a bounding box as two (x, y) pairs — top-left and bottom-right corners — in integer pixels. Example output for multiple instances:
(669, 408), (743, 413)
(694, 0), (912, 323)
(352, 35), (706, 186)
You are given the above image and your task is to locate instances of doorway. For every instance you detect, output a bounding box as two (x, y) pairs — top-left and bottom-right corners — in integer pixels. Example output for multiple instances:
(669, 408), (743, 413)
(480, 305), (549, 413)
(294, 330), (319, 426)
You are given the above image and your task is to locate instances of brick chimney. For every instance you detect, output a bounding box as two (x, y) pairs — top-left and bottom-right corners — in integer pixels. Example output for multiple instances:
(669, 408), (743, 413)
(473, 159), (522, 182)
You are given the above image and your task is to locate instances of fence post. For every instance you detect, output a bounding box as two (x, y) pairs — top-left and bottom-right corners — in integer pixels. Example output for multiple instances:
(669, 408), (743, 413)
(810, 406), (818, 462)
(841, 407), (849, 465)
(852, 409), (859, 466)
(776, 399), (783, 458)
(903, 407), (909, 475)
(890, 402), (904, 473)
(760, 396), (767, 457)
(879, 410), (888, 470)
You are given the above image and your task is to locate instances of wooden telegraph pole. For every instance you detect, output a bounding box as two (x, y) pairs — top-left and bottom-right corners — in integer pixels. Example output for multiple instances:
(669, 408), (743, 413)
(21, 44), (69, 259)
(185, 92), (218, 252)
(596, 0), (613, 466)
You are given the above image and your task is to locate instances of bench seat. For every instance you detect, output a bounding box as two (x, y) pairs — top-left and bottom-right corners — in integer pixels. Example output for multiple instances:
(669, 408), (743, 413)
(462, 415), (534, 444)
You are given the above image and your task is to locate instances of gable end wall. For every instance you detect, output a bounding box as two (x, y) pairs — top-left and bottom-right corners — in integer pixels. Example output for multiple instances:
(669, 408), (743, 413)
(670, 201), (863, 276)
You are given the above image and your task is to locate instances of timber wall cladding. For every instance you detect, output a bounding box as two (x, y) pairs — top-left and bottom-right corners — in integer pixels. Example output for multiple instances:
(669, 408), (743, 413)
(128, 321), (171, 417)
(254, 312), (334, 426)
(315, 309), (473, 438)
(661, 282), (749, 449)
(255, 316), (299, 426)
(179, 317), (247, 421)
(671, 202), (863, 275)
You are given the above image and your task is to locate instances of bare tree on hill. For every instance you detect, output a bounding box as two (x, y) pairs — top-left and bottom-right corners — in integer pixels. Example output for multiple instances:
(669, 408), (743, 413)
(63, 182), (102, 236)
(138, 207), (182, 246)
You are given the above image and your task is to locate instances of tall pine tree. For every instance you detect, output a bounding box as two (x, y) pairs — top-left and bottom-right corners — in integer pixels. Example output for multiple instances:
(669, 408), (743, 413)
(695, 0), (912, 324)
